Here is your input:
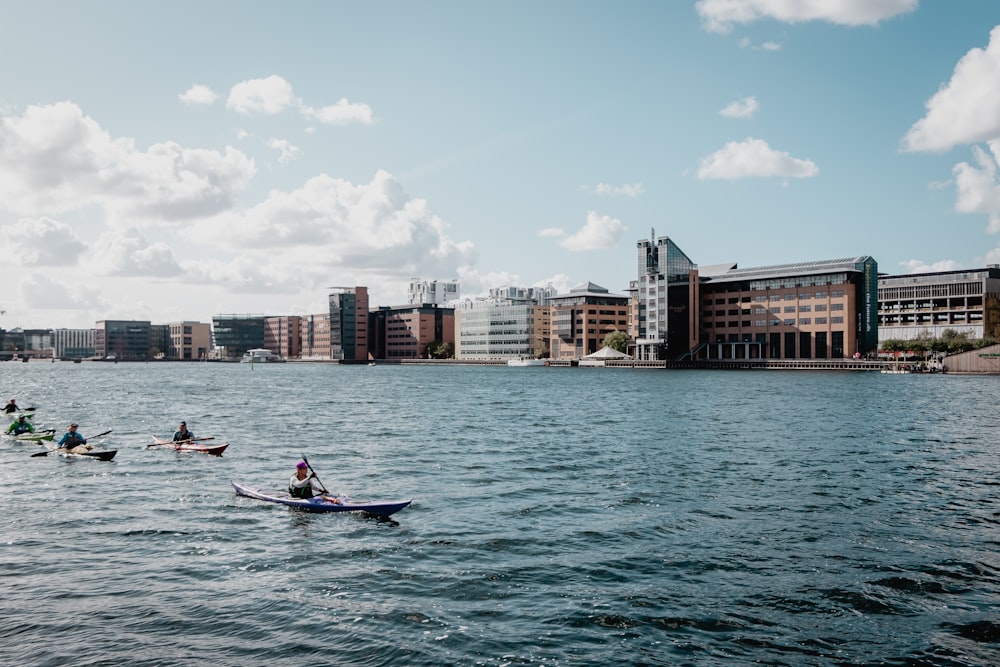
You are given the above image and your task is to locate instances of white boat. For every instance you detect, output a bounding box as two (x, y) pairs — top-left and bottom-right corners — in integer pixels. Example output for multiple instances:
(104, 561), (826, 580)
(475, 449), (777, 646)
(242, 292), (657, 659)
(507, 357), (546, 367)
(241, 348), (285, 363)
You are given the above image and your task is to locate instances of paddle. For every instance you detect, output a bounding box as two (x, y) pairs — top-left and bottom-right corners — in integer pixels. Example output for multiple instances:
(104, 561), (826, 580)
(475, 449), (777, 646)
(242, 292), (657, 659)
(147, 436), (216, 448)
(300, 454), (336, 500)
(31, 429), (112, 457)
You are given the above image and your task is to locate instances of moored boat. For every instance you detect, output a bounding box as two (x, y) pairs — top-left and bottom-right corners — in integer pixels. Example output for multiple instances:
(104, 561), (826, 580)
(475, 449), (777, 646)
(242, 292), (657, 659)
(241, 348), (285, 363)
(507, 357), (546, 367)
(232, 481), (412, 517)
(150, 436), (229, 456)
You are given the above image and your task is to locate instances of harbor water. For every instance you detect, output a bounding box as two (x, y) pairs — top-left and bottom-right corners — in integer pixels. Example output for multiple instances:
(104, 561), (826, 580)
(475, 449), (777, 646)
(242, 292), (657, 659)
(1, 362), (999, 666)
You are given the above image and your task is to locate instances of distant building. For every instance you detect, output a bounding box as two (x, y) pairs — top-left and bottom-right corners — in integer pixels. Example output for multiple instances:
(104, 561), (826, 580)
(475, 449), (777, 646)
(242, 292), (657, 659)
(631, 232), (699, 361)
(264, 316), (301, 359)
(96, 320), (152, 360)
(369, 303), (454, 359)
(53, 328), (95, 360)
(212, 315), (268, 359)
(329, 286), (370, 361)
(408, 278), (459, 306)
(548, 282), (630, 361)
(300, 313), (331, 359)
(877, 266), (1000, 342)
(454, 284), (554, 359)
(167, 321), (211, 360)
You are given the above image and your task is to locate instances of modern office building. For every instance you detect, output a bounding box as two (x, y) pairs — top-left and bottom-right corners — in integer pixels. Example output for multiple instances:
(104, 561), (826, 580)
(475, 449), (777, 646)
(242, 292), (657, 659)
(53, 328), (95, 360)
(454, 284), (554, 360)
(167, 321), (212, 360)
(369, 304), (455, 359)
(211, 315), (268, 359)
(696, 257), (879, 360)
(300, 314), (332, 359)
(877, 266), (1000, 342)
(408, 278), (459, 306)
(264, 316), (302, 359)
(329, 286), (369, 361)
(548, 282), (630, 361)
(631, 232), (699, 361)
(96, 320), (152, 360)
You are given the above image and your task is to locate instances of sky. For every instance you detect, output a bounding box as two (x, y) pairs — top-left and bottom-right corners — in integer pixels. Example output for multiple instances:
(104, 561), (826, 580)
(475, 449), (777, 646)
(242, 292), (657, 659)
(2, 0), (1000, 329)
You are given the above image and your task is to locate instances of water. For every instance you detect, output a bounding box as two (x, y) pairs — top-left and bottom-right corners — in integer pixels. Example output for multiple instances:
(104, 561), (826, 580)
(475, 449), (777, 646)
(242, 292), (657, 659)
(1, 362), (999, 666)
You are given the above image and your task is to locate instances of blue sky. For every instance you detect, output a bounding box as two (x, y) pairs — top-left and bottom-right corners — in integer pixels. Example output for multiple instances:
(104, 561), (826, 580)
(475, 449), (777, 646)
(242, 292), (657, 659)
(2, 0), (1000, 329)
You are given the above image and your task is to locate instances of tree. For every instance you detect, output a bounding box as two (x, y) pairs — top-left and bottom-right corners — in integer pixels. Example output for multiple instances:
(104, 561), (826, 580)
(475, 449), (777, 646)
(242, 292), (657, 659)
(603, 330), (629, 353)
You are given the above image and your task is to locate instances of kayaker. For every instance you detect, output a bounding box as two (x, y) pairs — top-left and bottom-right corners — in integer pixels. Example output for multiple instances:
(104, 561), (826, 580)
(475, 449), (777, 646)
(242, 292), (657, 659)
(4, 399), (19, 414)
(289, 461), (330, 499)
(6, 415), (33, 435)
(57, 423), (89, 453)
(173, 421), (194, 442)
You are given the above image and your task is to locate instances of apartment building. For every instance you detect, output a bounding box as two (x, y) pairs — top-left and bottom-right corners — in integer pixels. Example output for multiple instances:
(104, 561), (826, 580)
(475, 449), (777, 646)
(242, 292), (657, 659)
(548, 282), (629, 361)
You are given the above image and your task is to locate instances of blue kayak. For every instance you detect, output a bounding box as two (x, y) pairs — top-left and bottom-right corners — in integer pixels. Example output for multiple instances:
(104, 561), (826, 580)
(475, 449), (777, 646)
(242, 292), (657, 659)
(231, 481), (411, 517)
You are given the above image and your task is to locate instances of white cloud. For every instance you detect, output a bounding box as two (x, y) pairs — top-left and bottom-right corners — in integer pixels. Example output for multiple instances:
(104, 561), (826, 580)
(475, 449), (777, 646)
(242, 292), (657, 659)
(738, 38), (782, 51)
(1, 216), (86, 266)
(179, 84), (218, 106)
(554, 211), (625, 251)
(697, 0), (917, 34)
(91, 228), (183, 277)
(952, 141), (1000, 233)
(902, 25), (1000, 153)
(899, 258), (964, 273)
(719, 96), (759, 119)
(301, 99), (375, 126)
(0, 102), (256, 224)
(267, 138), (302, 165)
(590, 182), (644, 198)
(227, 75), (300, 115)
(697, 137), (819, 180)
(18, 272), (105, 310)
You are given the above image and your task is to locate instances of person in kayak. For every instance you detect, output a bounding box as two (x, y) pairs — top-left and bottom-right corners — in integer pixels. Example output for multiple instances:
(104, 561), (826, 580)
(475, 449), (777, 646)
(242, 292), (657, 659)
(4, 399), (19, 414)
(57, 423), (89, 453)
(173, 421), (194, 442)
(289, 460), (336, 500)
(6, 415), (33, 435)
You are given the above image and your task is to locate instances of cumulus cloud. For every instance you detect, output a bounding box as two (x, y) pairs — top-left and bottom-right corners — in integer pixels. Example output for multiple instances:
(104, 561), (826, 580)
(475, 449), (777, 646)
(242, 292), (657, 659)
(267, 138), (302, 165)
(179, 84), (218, 106)
(719, 96), (759, 119)
(542, 211), (625, 251)
(1, 216), (86, 266)
(227, 75), (300, 115)
(91, 228), (183, 277)
(697, 137), (819, 180)
(18, 272), (105, 310)
(589, 182), (644, 198)
(0, 102), (256, 223)
(899, 258), (964, 273)
(697, 0), (917, 34)
(952, 141), (1000, 233)
(902, 26), (1000, 153)
(301, 99), (375, 126)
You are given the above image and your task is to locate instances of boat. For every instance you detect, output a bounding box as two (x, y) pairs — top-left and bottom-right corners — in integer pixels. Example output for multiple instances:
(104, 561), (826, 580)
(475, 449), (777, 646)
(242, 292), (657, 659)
(6, 411), (35, 422)
(241, 348), (285, 363)
(9, 428), (56, 442)
(42, 442), (117, 461)
(507, 357), (546, 367)
(149, 436), (229, 456)
(232, 481), (412, 517)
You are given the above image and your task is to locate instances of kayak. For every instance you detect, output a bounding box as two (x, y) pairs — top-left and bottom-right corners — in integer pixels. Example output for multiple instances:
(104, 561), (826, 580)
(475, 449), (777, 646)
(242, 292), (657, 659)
(232, 481), (412, 517)
(43, 442), (117, 461)
(9, 428), (56, 442)
(150, 436), (229, 456)
(6, 411), (34, 422)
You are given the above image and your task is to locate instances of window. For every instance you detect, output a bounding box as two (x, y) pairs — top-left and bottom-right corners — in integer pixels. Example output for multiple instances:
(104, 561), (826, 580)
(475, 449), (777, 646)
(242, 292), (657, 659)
(815, 304), (827, 312)
(784, 306), (795, 313)
(799, 305), (811, 312)
(783, 318), (795, 325)
(831, 316), (844, 324)
(831, 303), (844, 311)
(799, 318), (811, 325)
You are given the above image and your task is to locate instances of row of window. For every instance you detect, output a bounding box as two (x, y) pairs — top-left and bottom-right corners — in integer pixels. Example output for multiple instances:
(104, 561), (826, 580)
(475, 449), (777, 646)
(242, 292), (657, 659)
(708, 316), (846, 329)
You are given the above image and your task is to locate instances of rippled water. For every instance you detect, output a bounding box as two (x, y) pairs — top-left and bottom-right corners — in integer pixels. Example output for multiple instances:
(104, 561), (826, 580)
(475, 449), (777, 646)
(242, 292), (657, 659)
(1, 361), (999, 666)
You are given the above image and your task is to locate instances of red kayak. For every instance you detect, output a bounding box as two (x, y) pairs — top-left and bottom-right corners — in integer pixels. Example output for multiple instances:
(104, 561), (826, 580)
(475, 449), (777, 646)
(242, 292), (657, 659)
(150, 436), (229, 456)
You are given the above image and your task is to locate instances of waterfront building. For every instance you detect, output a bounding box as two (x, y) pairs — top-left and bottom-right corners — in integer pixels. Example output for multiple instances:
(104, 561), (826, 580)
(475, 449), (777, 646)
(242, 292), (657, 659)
(408, 278), (459, 306)
(696, 257), (879, 360)
(264, 316), (301, 360)
(329, 286), (370, 361)
(211, 315), (268, 359)
(53, 328), (95, 360)
(631, 232), (699, 361)
(877, 266), (1000, 342)
(548, 283), (630, 361)
(96, 320), (152, 360)
(300, 313), (331, 359)
(167, 321), (211, 360)
(369, 303), (455, 360)
(454, 284), (554, 360)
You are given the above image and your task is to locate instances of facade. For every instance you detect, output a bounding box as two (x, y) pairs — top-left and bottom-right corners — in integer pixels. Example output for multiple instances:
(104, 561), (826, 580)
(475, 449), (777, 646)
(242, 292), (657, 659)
(300, 314), (332, 359)
(369, 304), (455, 360)
(96, 320), (152, 360)
(167, 321), (211, 360)
(877, 266), (1000, 342)
(631, 232), (699, 361)
(53, 328), (96, 360)
(455, 304), (539, 359)
(264, 316), (302, 359)
(696, 257), (879, 360)
(329, 286), (370, 361)
(548, 282), (630, 361)
(212, 315), (268, 359)
(408, 278), (459, 306)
